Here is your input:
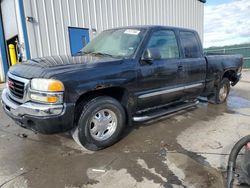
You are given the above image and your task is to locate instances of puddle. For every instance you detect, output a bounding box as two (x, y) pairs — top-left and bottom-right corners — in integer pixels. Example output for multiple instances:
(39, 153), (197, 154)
(227, 95), (250, 110)
(177, 108), (250, 169)
(165, 153), (224, 188)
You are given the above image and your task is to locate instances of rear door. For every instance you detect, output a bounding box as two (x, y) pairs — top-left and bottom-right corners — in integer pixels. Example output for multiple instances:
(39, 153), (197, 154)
(178, 31), (206, 99)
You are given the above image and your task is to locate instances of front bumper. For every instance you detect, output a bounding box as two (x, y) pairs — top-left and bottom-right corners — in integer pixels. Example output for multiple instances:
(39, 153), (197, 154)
(1, 88), (75, 134)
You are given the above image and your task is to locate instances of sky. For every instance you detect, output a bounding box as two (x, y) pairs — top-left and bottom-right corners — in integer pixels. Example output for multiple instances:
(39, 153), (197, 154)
(204, 0), (250, 48)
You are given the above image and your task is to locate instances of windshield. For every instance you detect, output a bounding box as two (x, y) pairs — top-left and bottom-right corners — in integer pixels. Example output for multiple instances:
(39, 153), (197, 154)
(81, 28), (147, 58)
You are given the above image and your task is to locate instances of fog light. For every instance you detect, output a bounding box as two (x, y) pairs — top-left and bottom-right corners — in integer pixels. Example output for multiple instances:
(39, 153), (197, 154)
(47, 96), (59, 103)
(30, 94), (59, 103)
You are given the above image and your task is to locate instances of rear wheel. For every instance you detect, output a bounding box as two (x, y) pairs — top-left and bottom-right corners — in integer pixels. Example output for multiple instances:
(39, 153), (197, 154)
(73, 96), (125, 150)
(209, 78), (230, 104)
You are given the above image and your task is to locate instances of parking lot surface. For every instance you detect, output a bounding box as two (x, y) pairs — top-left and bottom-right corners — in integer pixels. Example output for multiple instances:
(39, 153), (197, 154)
(0, 71), (250, 188)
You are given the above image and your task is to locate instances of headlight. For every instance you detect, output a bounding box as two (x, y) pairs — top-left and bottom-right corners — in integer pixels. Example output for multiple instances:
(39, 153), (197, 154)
(31, 78), (64, 92)
(30, 78), (64, 104)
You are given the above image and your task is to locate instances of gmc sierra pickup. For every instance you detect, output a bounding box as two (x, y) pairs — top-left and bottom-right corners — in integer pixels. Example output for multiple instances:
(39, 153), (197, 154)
(1, 26), (243, 150)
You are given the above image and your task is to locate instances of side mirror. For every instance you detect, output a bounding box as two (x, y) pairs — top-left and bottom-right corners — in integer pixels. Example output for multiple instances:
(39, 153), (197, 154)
(141, 48), (161, 63)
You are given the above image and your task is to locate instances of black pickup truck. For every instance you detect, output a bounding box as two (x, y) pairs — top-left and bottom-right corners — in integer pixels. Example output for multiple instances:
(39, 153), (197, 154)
(1, 26), (243, 150)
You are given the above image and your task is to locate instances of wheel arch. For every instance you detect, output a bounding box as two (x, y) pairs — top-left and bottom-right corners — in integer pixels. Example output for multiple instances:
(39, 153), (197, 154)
(222, 69), (237, 82)
(221, 69), (240, 86)
(74, 86), (132, 126)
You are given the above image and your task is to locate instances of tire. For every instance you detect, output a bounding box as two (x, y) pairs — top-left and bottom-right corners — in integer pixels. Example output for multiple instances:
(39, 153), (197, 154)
(208, 78), (230, 104)
(73, 96), (125, 151)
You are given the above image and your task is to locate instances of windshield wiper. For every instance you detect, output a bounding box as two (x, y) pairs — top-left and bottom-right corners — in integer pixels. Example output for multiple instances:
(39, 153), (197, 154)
(89, 52), (116, 58)
(78, 51), (122, 59)
(77, 51), (91, 55)
(75, 51), (87, 56)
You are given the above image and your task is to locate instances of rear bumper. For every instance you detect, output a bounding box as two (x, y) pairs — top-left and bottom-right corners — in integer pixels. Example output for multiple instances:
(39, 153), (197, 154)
(1, 88), (75, 134)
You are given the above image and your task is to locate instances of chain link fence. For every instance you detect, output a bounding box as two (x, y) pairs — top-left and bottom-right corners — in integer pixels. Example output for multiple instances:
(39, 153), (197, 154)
(204, 46), (250, 68)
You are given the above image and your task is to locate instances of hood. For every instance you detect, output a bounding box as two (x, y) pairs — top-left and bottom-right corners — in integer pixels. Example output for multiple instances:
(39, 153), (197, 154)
(9, 55), (123, 79)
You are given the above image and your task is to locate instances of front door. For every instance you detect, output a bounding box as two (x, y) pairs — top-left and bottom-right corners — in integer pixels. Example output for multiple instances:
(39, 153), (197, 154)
(68, 27), (90, 56)
(136, 29), (184, 110)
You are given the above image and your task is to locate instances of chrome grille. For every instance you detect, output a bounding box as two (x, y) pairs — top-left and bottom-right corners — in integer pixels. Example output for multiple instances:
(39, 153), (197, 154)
(7, 73), (29, 103)
(8, 76), (25, 99)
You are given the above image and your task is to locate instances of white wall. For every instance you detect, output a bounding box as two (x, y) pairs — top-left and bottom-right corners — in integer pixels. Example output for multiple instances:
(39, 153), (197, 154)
(0, 0), (18, 82)
(0, 0), (18, 40)
(23, 0), (204, 58)
(15, 0), (27, 61)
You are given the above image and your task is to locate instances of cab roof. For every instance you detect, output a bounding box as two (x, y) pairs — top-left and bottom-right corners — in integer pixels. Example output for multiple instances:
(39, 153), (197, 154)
(106, 25), (197, 33)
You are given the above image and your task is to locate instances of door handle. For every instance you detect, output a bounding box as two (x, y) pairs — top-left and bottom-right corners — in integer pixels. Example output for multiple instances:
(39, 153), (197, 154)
(177, 65), (183, 71)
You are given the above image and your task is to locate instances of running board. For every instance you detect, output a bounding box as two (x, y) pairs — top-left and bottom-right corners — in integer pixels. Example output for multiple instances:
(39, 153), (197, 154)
(132, 100), (199, 122)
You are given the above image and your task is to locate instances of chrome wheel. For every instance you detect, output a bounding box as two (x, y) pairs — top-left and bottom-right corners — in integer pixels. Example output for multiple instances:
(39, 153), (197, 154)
(89, 109), (118, 141)
(219, 84), (228, 101)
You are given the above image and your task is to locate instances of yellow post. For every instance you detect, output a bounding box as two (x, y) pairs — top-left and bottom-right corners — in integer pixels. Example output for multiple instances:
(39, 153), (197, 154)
(8, 44), (17, 66)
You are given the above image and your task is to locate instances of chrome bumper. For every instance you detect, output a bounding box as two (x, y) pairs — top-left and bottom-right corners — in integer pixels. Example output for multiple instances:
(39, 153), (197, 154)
(1, 88), (64, 117)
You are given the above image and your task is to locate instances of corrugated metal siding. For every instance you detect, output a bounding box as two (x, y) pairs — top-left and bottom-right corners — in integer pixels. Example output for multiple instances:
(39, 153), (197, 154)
(23, 0), (204, 58)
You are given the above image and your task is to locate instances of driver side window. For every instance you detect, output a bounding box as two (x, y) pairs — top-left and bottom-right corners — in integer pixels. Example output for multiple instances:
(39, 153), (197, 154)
(147, 30), (179, 59)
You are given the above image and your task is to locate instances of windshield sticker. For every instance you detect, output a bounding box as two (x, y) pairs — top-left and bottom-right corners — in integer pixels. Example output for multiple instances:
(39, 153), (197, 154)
(124, 29), (140, 35)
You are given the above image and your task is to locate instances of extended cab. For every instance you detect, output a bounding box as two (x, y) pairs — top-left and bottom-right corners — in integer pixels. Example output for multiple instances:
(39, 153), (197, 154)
(1, 26), (243, 150)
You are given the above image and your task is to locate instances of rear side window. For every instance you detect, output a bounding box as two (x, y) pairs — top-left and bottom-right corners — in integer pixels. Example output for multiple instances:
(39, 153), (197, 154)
(147, 30), (179, 59)
(180, 31), (201, 58)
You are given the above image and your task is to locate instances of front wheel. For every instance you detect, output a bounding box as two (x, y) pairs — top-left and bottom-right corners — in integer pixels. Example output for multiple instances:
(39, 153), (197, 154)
(73, 96), (125, 151)
(209, 78), (230, 104)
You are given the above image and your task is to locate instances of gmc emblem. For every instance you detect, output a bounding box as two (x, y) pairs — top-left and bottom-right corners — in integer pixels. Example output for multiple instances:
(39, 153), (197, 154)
(7, 80), (15, 89)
